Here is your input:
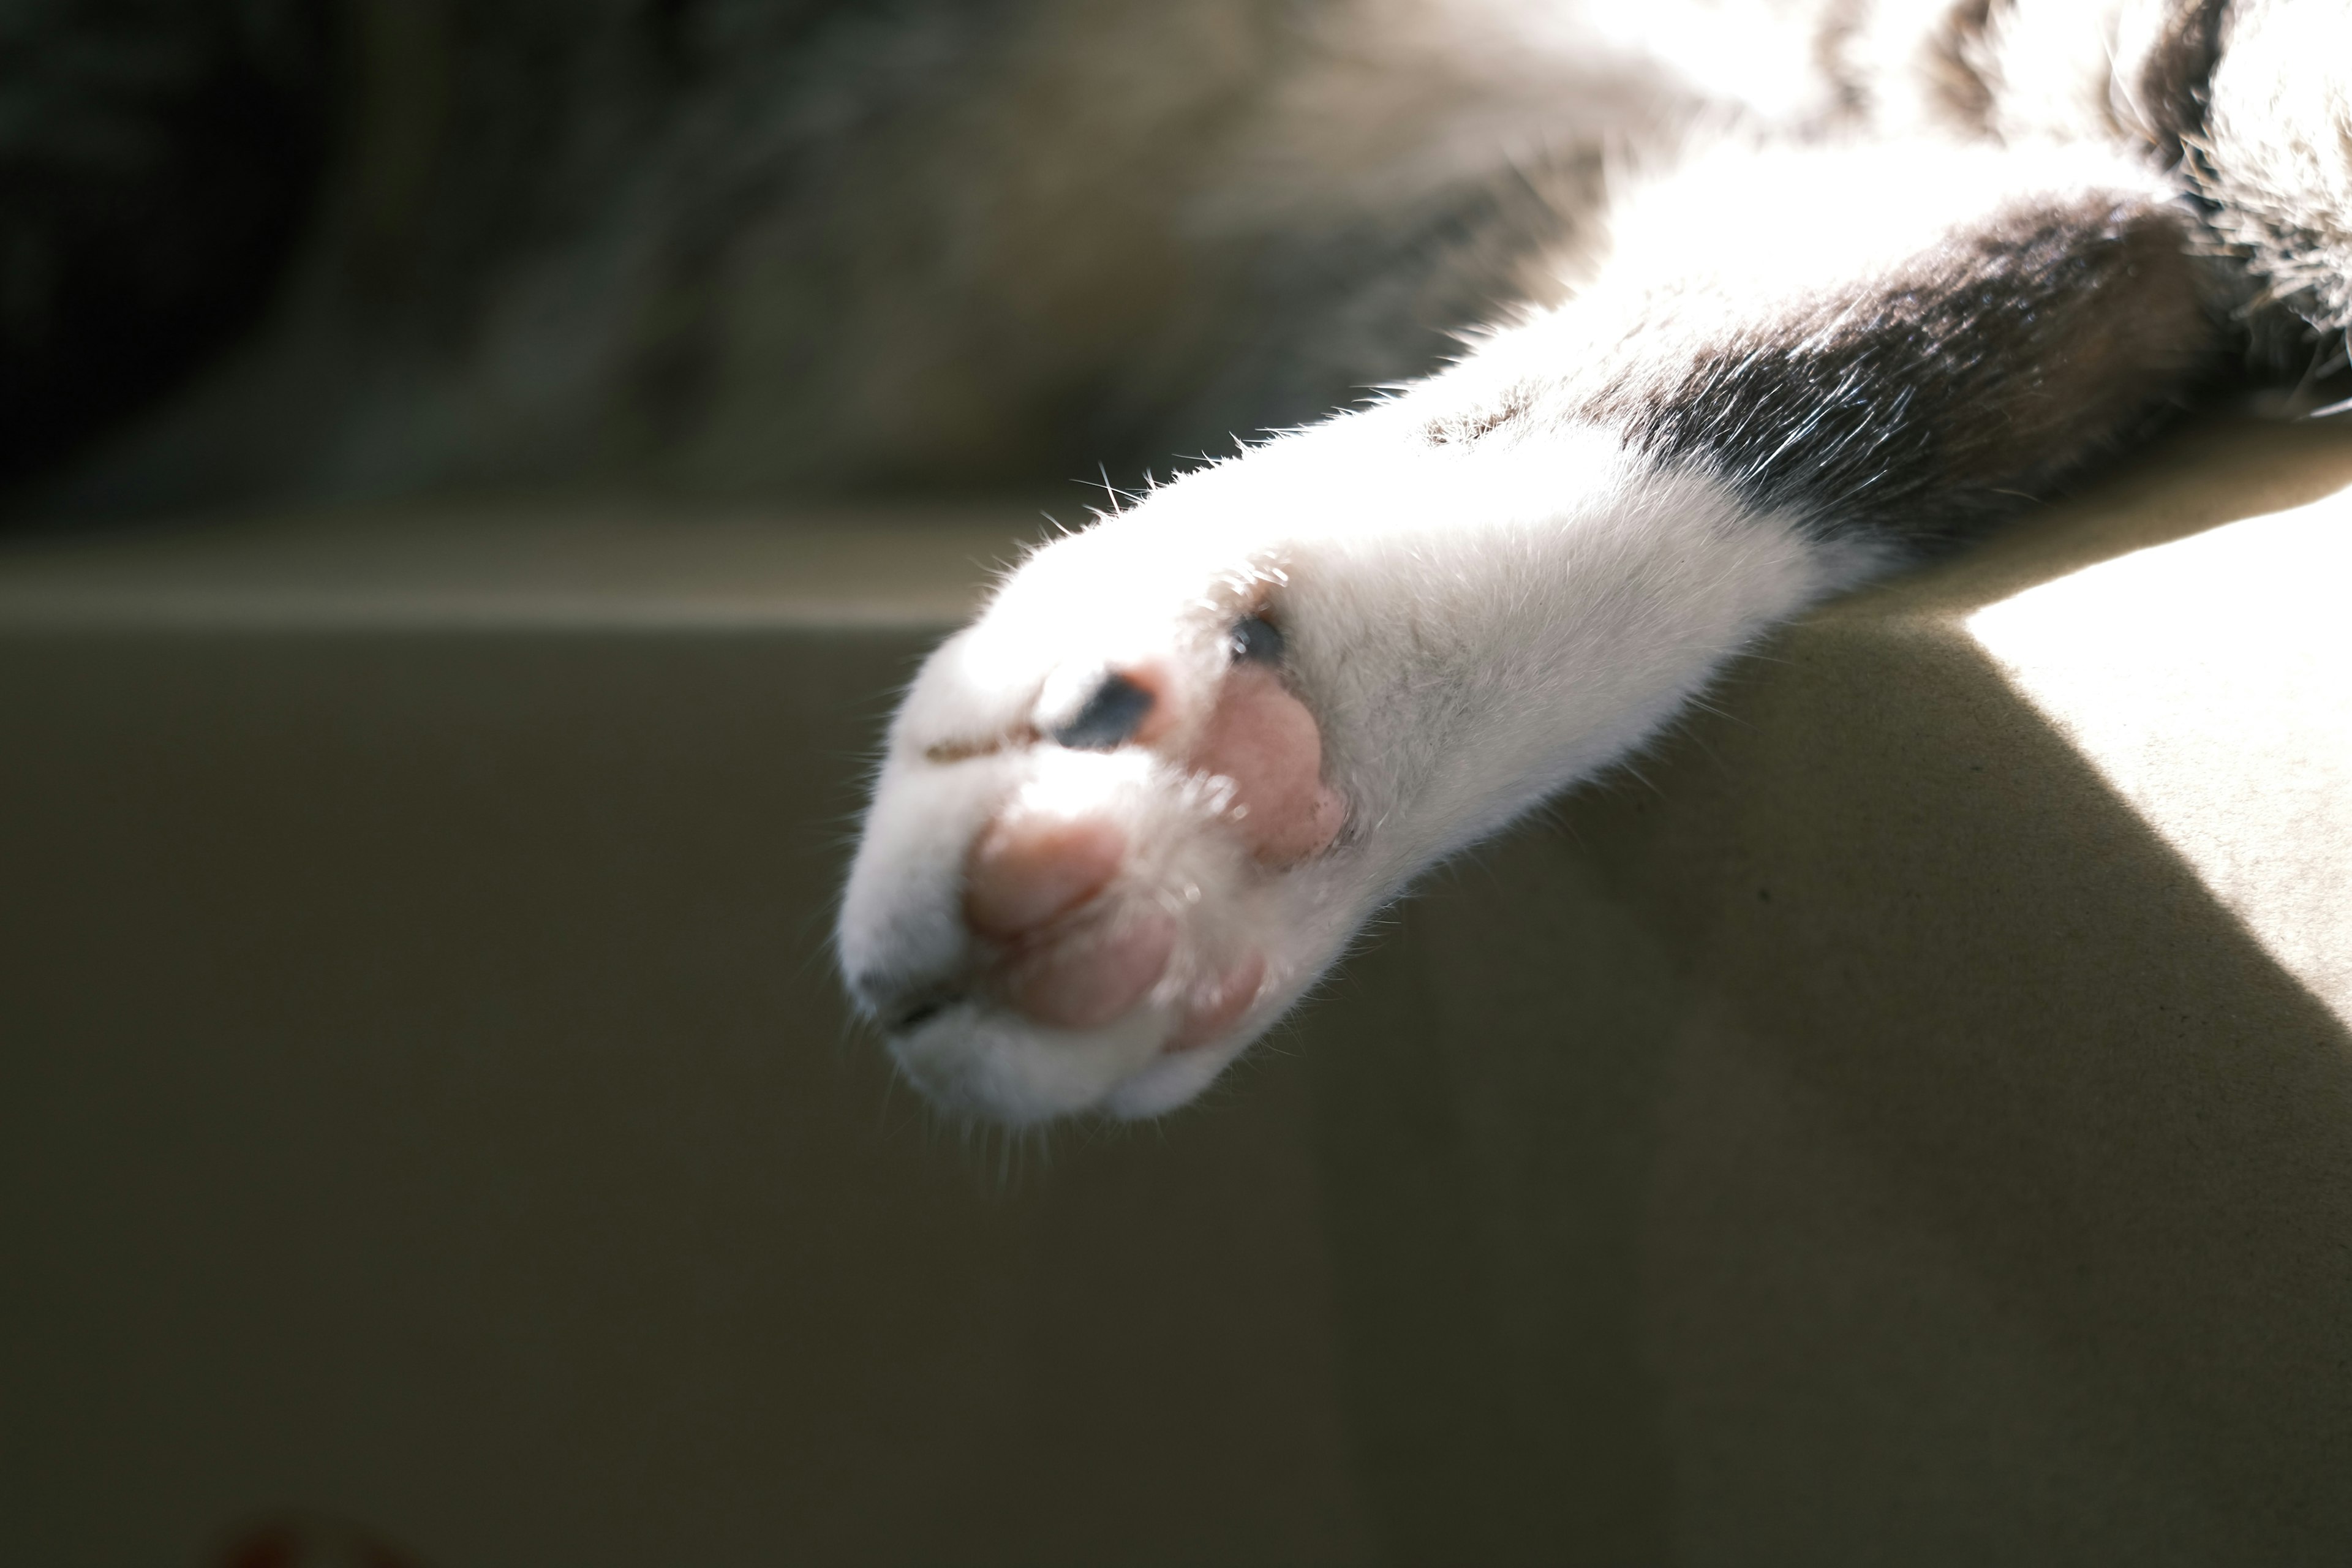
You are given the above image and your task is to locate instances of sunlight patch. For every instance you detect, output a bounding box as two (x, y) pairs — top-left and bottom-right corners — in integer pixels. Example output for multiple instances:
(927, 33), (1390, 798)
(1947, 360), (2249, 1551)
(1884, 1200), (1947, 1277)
(1966, 480), (2352, 1025)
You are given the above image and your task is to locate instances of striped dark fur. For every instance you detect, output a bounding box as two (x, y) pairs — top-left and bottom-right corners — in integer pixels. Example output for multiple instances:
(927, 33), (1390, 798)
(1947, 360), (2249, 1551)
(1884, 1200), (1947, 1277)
(1595, 195), (2219, 544)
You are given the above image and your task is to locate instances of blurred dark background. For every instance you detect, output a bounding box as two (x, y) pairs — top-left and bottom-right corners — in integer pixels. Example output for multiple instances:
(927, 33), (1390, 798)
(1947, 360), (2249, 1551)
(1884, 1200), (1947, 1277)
(0, 0), (334, 487)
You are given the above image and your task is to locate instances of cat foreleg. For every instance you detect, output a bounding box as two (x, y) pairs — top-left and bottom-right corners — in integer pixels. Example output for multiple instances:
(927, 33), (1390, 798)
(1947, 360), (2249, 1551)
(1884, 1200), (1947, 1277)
(837, 138), (2218, 1124)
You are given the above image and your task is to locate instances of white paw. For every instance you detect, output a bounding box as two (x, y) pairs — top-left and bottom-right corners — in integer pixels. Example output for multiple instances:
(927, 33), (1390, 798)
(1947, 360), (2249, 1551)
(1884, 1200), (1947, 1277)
(837, 515), (1357, 1125)
(838, 412), (1846, 1125)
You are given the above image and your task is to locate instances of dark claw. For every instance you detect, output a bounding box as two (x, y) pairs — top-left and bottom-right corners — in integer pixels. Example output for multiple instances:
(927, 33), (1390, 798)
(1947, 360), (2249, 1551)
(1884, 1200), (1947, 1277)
(1051, 672), (1155, 749)
(1229, 613), (1284, 664)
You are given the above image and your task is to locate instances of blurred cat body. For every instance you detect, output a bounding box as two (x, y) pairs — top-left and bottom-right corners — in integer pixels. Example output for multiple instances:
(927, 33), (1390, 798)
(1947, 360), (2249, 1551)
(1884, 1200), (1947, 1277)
(22, 0), (2346, 512)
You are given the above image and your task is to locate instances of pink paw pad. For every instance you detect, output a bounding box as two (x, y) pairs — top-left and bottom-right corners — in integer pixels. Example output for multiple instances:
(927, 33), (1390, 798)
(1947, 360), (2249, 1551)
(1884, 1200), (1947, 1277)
(963, 816), (1125, 940)
(956, 616), (1342, 1042)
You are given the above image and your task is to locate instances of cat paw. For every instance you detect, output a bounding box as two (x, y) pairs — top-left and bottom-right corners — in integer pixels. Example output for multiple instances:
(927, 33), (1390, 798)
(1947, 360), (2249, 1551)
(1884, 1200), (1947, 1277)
(837, 544), (1353, 1124)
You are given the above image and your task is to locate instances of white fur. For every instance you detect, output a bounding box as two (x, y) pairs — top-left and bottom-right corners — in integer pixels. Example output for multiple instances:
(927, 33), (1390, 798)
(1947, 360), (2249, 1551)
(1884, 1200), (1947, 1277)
(838, 372), (1882, 1123)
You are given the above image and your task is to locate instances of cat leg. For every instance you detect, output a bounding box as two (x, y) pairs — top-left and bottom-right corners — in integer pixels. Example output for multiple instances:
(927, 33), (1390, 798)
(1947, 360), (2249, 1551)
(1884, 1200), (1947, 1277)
(839, 421), (1823, 1123)
(838, 138), (2219, 1125)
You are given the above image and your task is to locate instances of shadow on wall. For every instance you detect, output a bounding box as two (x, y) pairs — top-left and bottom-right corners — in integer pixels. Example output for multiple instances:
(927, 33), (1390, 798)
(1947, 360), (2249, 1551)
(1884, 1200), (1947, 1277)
(1301, 417), (2352, 1564)
(0, 617), (1375, 1566)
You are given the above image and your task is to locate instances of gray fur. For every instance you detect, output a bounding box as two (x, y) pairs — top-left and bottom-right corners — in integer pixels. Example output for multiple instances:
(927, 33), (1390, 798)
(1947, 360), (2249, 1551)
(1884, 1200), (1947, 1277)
(4, 0), (2351, 519)
(1591, 190), (2218, 544)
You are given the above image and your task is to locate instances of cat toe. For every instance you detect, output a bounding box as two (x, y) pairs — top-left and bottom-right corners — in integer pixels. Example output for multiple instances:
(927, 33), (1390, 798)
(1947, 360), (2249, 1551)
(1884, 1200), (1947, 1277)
(1001, 907), (1178, 1028)
(1189, 661), (1344, 865)
(963, 813), (1126, 938)
(1164, 951), (1267, 1052)
(962, 807), (1177, 1028)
